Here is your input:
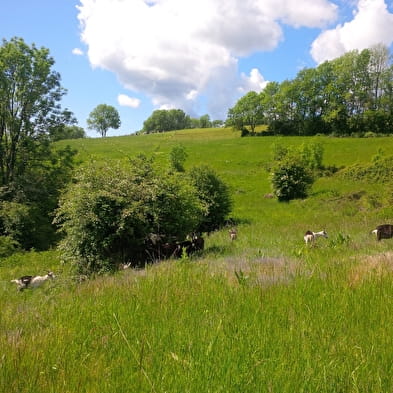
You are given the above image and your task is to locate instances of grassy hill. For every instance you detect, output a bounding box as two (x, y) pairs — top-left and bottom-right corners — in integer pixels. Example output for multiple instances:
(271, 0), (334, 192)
(2, 128), (393, 392)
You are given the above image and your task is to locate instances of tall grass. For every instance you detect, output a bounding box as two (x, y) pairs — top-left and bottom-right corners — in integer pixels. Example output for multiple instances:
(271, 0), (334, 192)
(2, 129), (393, 392)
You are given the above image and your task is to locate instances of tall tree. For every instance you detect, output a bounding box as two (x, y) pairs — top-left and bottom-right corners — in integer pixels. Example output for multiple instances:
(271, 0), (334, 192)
(226, 91), (264, 133)
(87, 104), (121, 137)
(0, 37), (74, 187)
(0, 37), (77, 250)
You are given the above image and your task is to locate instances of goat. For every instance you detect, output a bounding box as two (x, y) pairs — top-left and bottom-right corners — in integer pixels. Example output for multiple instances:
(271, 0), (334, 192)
(229, 228), (237, 241)
(11, 271), (55, 291)
(372, 224), (393, 241)
(119, 262), (132, 270)
(304, 230), (328, 245)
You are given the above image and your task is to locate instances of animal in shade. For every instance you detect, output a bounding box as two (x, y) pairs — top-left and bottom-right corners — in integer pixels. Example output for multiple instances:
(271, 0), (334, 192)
(372, 224), (393, 241)
(11, 271), (55, 291)
(304, 230), (328, 245)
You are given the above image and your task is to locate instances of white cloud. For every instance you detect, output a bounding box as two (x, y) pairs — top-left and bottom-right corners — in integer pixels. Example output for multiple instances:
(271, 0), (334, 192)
(72, 47), (84, 56)
(77, 0), (338, 118)
(238, 68), (269, 94)
(311, 0), (393, 64)
(118, 94), (141, 108)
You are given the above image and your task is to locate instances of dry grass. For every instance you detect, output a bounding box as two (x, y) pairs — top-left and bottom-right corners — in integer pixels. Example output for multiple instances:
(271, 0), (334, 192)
(348, 251), (393, 287)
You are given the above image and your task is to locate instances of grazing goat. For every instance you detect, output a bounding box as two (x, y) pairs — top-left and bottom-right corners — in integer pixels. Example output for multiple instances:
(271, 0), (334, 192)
(11, 271), (55, 291)
(229, 228), (237, 241)
(372, 224), (393, 241)
(304, 230), (328, 245)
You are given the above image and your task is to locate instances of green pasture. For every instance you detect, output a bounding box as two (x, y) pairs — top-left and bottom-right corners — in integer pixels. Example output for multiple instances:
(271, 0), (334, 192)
(2, 128), (393, 392)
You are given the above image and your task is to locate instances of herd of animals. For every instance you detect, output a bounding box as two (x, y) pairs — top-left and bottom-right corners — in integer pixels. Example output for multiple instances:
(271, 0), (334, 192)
(10, 224), (393, 291)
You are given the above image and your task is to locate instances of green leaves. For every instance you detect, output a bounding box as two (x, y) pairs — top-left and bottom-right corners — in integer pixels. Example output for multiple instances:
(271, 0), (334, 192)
(87, 104), (121, 137)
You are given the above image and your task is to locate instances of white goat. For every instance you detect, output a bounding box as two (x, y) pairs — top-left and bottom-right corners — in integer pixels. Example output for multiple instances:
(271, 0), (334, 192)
(229, 228), (237, 241)
(304, 230), (328, 245)
(11, 271), (55, 291)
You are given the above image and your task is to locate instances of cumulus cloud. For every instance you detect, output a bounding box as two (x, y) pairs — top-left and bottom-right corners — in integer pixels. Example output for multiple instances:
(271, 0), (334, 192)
(72, 47), (84, 56)
(311, 0), (393, 64)
(118, 94), (141, 108)
(77, 0), (338, 118)
(238, 68), (269, 94)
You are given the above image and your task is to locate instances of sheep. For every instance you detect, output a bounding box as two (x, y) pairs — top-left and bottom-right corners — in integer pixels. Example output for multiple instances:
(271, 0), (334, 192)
(11, 271), (55, 291)
(304, 230), (328, 245)
(229, 228), (237, 241)
(372, 224), (393, 241)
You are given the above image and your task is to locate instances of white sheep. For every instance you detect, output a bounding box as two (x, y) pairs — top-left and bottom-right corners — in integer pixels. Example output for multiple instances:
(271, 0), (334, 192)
(11, 271), (55, 291)
(304, 230), (328, 245)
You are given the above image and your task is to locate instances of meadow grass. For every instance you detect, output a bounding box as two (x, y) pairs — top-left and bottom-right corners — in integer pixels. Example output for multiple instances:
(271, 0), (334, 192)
(2, 129), (393, 392)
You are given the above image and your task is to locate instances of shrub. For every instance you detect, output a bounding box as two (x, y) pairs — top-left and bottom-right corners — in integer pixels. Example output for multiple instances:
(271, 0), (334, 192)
(55, 156), (204, 273)
(170, 144), (188, 172)
(188, 165), (232, 233)
(0, 236), (20, 258)
(269, 142), (324, 201)
(270, 159), (314, 202)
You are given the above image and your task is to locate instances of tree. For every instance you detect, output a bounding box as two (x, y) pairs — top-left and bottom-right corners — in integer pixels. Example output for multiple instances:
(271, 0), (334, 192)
(199, 114), (211, 128)
(50, 125), (86, 141)
(142, 109), (191, 133)
(87, 104), (121, 137)
(0, 37), (75, 186)
(227, 91), (264, 133)
(0, 37), (77, 251)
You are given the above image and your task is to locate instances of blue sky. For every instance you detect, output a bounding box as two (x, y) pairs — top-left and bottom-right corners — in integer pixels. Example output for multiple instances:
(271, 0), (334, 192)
(2, 0), (393, 137)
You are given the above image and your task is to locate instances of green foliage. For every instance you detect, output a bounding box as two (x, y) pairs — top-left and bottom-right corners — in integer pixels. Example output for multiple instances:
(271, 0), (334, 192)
(339, 152), (393, 183)
(199, 114), (212, 128)
(0, 37), (75, 187)
(50, 125), (86, 141)
(87, 104), (121, 137)
(170, 144), (188, 172)
(55, 156), (204, 273)
(230, 45), (393, 136)
(0, 201), (32, 247)
(142, 109), (191, 133)
(0, 37), (77, 252)
(271, 160), (314, 201)
(270, 142), (320, 201)
(0, 235), (20, 258)
(227, 91), (264, 133)
(188, 165), (232, 233)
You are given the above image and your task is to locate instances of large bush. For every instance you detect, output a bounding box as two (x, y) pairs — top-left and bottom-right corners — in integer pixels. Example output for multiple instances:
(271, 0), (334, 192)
(270, 143), (320, 201)
(55, 156), (204, 273)
(188, 165), (232, 233)
(271, 160), (314, 202)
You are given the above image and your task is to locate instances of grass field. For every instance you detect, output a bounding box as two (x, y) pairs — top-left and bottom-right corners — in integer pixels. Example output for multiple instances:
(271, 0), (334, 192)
(1, 128), (393, 392)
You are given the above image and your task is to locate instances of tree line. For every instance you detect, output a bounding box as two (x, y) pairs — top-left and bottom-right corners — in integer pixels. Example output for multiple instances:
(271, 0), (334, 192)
(227, 44), (393, 136)
(140, 109), (223, 134)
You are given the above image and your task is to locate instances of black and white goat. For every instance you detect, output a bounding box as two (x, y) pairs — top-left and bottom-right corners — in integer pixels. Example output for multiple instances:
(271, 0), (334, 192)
(372, 224), (393, 241)
(304, 230), (328, 245)
(11, 271), (55, 291)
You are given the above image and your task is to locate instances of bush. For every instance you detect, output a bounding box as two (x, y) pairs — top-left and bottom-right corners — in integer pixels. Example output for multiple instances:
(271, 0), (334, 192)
(188, 165), (232, 233)
(270, 159), (314, 202)
(0, 236), (20, 258)
(170, 144), (188, 172)
(55, 156), (204, 273)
